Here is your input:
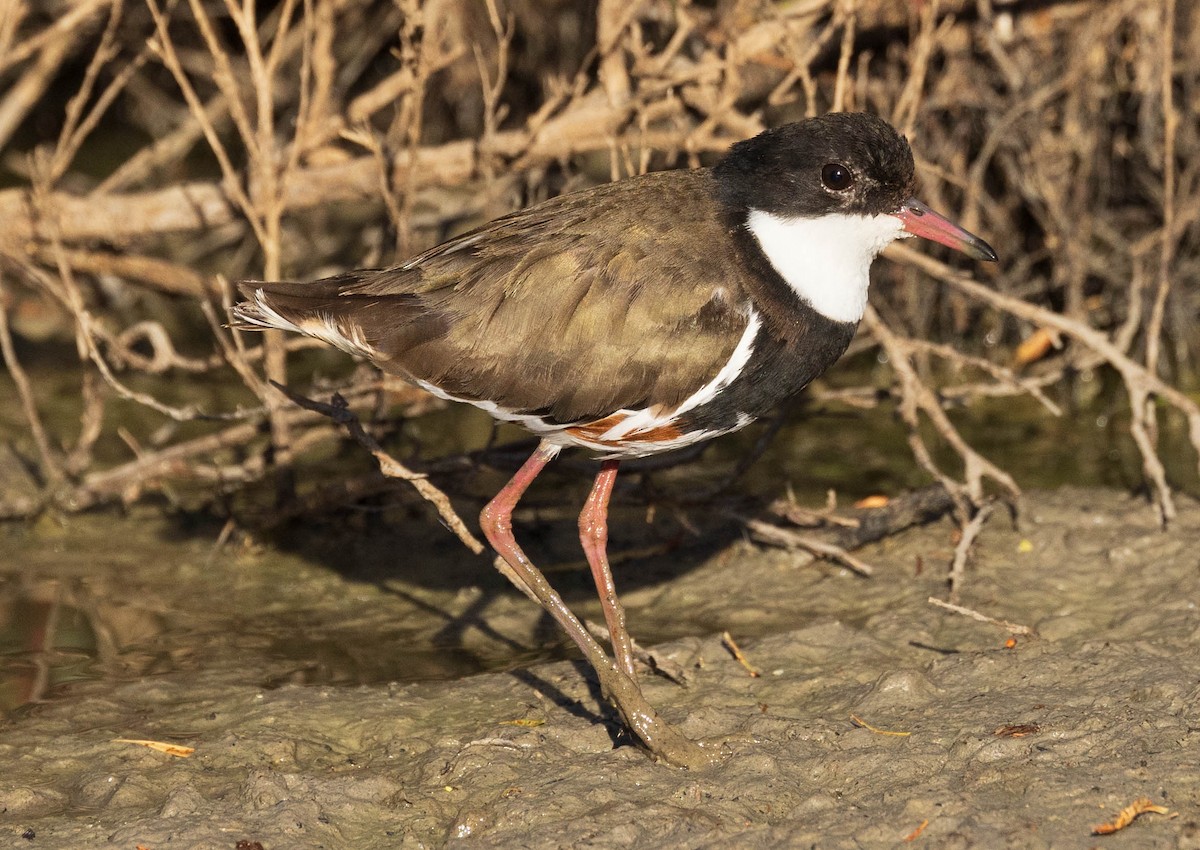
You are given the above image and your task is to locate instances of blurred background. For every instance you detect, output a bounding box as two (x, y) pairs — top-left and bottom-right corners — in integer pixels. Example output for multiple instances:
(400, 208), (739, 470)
(0, 0), (1197, 703)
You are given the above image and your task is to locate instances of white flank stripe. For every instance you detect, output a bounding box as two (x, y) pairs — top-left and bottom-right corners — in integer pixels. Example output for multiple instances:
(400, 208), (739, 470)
(746, 209), (905, 323)
(556, 428), (723, 458)
(598, 308), (761, 441)
(413, 379), (560, 434)
(560, 411), (754, 459)
(412, 309), (763, 459)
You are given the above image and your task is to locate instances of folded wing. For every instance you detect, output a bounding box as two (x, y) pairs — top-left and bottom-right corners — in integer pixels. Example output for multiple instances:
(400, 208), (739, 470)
(234, 169), (752, 425)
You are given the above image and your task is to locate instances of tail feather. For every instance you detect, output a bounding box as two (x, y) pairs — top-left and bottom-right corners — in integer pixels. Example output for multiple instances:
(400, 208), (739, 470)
(228, 284), (277, 331)
(231, 281), (380, 358)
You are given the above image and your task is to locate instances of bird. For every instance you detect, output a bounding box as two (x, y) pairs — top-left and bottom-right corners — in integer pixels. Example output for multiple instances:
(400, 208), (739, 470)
(232, 112), (997, 768)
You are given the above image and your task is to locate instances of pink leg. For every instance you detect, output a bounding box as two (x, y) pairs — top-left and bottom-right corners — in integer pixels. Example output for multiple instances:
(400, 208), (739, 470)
(478, 440), (714, 769)
(579, 460), (635, 678)
(479, 441), (617, 676)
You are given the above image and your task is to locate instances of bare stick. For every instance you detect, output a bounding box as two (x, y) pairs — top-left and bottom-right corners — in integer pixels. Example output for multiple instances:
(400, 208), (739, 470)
(1143, 0), (1178, 454)
(742, 517), (875, 576)
(863, 305), (1021, 518)
(596, 0), (635, 107)
(0, 276), (64, 486)
(1145, 0), (1178, 379)
(830, 0), (857, 113)
(0, 4), (99, 150)
(927, 597), (1035, 636)
(584, 619), (691, 685)
(274, 383), (485, 555)
(948, 503), (993, 602)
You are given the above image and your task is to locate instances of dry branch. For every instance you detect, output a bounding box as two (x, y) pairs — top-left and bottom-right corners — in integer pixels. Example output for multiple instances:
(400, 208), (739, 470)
(891, 244), (1200, 526)
(273, 383), (484, 555)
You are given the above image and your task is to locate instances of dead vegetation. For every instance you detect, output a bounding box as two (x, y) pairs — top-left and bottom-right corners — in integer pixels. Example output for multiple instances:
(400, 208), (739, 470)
(0, 0), (1196, 546)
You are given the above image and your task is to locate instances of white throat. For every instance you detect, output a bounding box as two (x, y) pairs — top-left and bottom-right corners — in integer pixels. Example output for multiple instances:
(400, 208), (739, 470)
(745, 209), (905, 323)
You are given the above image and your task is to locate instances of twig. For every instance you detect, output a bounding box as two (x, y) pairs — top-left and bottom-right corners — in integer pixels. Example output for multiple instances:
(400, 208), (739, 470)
(892, 244), (1200, 526)
(830, 0), (857, 113)
(769, 484), (957, 551)
(584, 619), (691, 684)
(0, 2), (102, 151)
(742, 517), (875, 576)
(0, 276), (64, 486)
(1143, 0), (1178, 452)
(948, 503), (993, 602)
(849, 713), (911, 737)
(272, 383), (484, 555)
(721, 631), (761, 677)
(927, 597), (1034, 636)
(863, 305), (1021, 519)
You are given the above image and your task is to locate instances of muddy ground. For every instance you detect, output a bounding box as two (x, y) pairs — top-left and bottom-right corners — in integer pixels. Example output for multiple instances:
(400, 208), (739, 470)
(1, 487), (1198, 848)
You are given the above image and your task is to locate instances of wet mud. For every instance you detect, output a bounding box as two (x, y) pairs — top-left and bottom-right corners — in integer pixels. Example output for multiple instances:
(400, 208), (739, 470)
(1, 488), (1198, 848)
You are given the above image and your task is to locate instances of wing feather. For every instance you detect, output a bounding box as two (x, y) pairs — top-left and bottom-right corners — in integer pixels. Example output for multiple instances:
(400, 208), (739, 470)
(236, 169), (752, 424)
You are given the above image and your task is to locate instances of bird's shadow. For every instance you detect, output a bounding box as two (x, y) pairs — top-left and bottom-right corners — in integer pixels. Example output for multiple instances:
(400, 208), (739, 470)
(509, 664), (629, 750)
(215, 444), (745, 690)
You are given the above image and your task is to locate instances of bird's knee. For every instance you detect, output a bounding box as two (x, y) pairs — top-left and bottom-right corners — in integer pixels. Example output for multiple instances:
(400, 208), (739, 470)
(578, 512), (608, 547)
(480, 502), (509, 541)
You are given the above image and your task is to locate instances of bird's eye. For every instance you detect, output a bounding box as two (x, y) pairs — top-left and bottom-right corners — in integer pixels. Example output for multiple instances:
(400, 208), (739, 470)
(821, 163), (854, 191)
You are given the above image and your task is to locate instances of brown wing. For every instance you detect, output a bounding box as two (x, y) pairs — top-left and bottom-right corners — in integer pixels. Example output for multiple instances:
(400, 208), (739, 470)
(237, 169), (752, 424)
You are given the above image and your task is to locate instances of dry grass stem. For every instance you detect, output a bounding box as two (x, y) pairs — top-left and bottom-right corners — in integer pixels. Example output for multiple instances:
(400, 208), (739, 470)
(849, 714), (911, 737)
(720, 631), (761, 677)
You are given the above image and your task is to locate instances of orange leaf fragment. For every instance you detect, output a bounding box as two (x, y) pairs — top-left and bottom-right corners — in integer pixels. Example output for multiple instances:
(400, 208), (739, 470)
(903, 818), (929, 842)
(1013, 327), (1059, 366)
(113, 738), (195, 758)
(1091, 797), (1170, 835)
(854, 494), (890, 509)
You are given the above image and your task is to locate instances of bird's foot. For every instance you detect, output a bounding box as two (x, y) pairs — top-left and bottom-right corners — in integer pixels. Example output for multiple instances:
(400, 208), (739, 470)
(594, 656), (723, 770)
